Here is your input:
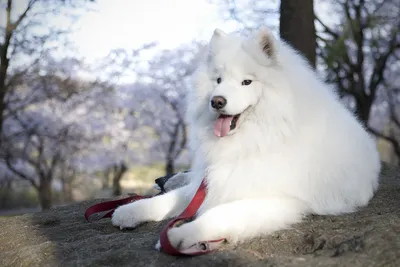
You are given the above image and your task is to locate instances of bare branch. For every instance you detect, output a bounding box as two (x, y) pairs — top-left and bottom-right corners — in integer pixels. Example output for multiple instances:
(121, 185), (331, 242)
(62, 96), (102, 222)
(368, 126), (400, 160)
(369, 24), (400, 97)
(10, 0), (37, 31)
(387, 88), (400, 129)
(4, 155), (38, 189)
(315, 15), (339, 39)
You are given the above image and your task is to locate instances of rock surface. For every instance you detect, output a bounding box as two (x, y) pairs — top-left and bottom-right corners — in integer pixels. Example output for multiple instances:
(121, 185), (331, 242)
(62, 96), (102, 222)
(1, 165), (399, 267)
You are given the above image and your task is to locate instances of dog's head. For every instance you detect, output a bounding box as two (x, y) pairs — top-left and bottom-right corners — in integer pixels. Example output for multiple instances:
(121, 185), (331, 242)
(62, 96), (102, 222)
(189, 26), (301, 140)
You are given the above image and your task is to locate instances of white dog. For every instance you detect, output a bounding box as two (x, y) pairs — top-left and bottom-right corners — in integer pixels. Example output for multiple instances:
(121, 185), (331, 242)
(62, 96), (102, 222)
(112, 26), (381, 251)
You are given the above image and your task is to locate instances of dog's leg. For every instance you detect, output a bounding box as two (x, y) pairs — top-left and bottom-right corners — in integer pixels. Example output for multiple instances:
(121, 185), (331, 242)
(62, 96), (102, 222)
(164, 197), (308, 250)
(111, 183), (195, 229)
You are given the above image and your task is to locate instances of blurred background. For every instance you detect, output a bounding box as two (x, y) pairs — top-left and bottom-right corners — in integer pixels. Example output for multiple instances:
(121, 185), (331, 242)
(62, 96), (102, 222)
(0, 0), (399, 215)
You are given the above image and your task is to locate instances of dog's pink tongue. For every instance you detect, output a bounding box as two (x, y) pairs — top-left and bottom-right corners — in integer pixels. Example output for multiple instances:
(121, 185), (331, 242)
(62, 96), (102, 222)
(214, 116), (233, 137)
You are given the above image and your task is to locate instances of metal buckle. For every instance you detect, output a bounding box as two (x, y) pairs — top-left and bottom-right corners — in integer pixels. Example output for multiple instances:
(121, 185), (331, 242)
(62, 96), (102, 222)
(179, 239), (225, 254)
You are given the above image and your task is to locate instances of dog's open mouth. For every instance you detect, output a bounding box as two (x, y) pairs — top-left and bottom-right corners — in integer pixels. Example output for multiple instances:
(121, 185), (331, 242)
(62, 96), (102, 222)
(213, 113), (241, 137)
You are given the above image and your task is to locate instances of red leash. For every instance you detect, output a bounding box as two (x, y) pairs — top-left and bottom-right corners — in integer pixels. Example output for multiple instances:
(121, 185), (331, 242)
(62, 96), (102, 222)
(84, 195), (147, 221)
(84, 179), (225, 256)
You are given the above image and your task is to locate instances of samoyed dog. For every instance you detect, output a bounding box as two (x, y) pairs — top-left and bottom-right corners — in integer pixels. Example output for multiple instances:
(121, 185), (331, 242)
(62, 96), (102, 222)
(112, 26), (381, 251)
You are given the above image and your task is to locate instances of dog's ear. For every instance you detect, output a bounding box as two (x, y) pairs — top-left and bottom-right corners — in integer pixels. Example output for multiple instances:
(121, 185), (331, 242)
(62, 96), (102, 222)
(209, 28), (227, 52)
(213, 28), (227, 38)
(256, 26), (277, 59)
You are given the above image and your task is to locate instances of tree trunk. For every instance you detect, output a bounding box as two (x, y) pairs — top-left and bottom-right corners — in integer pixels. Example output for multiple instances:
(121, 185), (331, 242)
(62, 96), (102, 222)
(0, 1), (13, 139)
(112, 163), (127, 196)
(38, 179), (52, 210)
(61, 178), (73, 203)
(112, 177), (121, 196)
(0, 179), (12, 208)
(165, 159), (174, 175)
(355, 97), (372, 127)
(102, 169), (111, 189)
(0, 51), (9, 138)
(280, 0), (316, 68)
(165, 122), (180, 175)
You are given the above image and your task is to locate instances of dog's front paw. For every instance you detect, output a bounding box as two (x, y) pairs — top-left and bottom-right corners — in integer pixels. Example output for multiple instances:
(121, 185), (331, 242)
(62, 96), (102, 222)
(154, 225), (200, 252)
(167, 224), (197, 250)
(111, 202), (146, 230)
(166, 221), (221, 251)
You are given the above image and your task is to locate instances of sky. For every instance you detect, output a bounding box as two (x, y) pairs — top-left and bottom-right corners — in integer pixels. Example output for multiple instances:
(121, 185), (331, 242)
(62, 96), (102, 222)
(0, 0), (240, 82)
(70, 0), (239, 64)
(1, 0), (334, 83)
(69, 0), (334, 64)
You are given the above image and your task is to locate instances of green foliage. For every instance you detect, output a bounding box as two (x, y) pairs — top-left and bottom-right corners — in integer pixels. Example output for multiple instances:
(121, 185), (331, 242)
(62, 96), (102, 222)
(323, 21), (351, 69)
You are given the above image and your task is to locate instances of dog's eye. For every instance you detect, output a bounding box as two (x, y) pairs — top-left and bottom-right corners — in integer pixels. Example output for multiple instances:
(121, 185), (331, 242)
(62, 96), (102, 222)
(217, 77), (222, 84)
(242, 80), (252, 86)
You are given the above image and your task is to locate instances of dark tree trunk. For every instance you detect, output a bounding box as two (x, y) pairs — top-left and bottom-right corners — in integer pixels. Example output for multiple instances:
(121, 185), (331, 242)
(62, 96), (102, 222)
(102, 169), (111, 189)
(0, 179), (12, 208)
(112, 162), (127, 196)
(355, 97), (372, 127)
(112, 178), (121, 196)
(165, 122), (181, 175)
(280, 0), (316, 68)
(38, 179), (52, 210)
(61, 179), (73, 203)
(0, 0), (13, 138)
(165, 159), (174, 175)
(0, 43), (9, 138)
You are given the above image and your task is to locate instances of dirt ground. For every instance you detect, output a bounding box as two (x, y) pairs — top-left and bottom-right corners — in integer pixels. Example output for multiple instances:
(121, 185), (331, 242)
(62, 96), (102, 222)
(1, 164), (399, 267)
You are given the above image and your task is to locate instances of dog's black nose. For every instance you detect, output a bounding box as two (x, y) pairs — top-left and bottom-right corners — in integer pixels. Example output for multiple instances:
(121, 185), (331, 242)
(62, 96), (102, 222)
(211, 96), (227, 110)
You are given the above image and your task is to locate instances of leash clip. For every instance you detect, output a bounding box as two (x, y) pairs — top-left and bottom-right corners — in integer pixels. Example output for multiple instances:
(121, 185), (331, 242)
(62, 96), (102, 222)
(179, 239), (225, 254)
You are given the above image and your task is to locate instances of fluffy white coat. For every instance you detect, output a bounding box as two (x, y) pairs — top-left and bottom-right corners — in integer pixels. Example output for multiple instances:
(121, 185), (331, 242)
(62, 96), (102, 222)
(111, 27), (381, 251)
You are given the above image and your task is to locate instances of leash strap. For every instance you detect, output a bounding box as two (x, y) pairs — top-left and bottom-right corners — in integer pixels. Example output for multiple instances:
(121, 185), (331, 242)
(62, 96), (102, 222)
(84, 178), (225, 255)
(84, 194), (147, 221)
(85, 173), (176, 221)
(159, 180), (225, 255)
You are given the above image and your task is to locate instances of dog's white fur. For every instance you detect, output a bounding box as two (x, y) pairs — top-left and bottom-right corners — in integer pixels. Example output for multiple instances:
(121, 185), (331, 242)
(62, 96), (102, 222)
(112, 27), (381, 251)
